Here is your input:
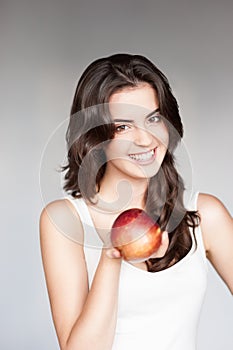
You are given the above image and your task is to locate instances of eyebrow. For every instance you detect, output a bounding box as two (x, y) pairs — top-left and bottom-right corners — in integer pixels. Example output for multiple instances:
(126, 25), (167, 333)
(113, 108), (160, 123)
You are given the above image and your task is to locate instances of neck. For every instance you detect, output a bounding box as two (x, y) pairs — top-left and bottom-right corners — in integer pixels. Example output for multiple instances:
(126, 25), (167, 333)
(94, 170), (149, 213)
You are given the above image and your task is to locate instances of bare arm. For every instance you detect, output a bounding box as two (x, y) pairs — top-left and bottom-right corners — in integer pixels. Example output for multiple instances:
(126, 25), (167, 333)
(198, 193), (233, 294)
(39, 199), (122, 350)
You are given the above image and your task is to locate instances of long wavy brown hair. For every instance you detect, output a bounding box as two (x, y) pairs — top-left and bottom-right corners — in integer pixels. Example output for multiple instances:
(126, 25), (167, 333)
(61, 53), (200, 272)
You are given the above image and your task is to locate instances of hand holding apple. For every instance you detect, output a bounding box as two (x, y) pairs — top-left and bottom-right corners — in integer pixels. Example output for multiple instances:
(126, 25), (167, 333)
(110, 208), (164, 262)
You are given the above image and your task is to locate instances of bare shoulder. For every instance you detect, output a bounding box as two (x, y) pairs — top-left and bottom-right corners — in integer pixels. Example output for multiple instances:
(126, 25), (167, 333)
(40, 198), (84, 245)
(197, 192), (229, 213)
(197, 193), (232, 236)
(197, 193), (232, 249)
(40, 198), (81, 222)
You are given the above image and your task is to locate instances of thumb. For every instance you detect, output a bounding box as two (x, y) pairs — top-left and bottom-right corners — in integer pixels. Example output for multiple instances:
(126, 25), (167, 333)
(105, 247), (122, 259)
(150, 230), (169, 258)
(161, 230), (169, 245)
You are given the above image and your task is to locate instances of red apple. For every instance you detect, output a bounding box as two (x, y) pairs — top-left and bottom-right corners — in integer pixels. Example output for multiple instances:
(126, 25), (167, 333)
(110, 208), (162, 262)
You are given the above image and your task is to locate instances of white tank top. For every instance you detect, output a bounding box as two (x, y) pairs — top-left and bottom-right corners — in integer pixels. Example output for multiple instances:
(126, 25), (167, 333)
(66, 191), (208, 350)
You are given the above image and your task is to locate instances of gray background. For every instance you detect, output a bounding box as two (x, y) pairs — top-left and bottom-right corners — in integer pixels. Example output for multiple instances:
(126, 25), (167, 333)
(1, 0), (233, 349)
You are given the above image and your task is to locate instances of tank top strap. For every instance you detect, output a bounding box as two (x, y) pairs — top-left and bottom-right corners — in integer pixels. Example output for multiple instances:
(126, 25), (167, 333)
(185, 191), (208, 268)
(65, 196), (103, 249)
(185, 190), (199, 211)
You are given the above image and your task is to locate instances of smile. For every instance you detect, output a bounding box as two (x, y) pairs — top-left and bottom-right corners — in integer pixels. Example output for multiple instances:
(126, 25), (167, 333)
(128, 148), (157, 163)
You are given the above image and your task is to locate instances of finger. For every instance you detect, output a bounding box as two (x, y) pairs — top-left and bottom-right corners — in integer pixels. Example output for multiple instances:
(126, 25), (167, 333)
(161, 230), (169, 246)
(150, 231), (169, 258)
(159, 231), (169, 255)
(105, 248), (122, 259)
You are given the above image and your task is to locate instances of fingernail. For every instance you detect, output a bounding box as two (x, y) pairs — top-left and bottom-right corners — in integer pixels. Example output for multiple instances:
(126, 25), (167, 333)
(113, 250), (120, 258)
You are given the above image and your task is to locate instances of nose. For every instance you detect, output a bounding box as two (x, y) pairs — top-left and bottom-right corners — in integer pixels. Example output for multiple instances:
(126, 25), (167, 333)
(134, 127), (153, 147)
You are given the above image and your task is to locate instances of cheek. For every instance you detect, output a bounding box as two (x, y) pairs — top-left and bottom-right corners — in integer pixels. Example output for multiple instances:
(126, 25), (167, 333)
(105, 139), (131, 160)
(163, 129), (169, 148)
(151, 125), (169, 148)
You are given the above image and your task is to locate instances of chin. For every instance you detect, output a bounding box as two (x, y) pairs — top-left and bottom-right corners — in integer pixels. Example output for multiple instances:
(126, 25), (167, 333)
(127, 166), (161, 180)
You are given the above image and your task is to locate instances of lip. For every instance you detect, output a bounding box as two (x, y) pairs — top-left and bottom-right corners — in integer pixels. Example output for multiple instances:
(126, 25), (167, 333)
(128, 147), (157, 165)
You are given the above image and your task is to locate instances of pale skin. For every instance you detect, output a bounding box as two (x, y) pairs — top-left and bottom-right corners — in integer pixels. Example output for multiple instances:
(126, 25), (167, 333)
(40, 84), (233, 350)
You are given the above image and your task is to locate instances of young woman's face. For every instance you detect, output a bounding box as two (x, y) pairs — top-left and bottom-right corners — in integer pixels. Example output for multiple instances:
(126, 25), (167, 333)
(105, 83), (169, 180)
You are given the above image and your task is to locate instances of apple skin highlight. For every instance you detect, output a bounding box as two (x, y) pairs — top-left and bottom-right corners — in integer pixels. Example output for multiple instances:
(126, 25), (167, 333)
(110, 208), (162, 262)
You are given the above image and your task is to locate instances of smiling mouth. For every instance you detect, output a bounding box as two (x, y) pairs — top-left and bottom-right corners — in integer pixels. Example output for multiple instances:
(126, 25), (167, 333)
(128, 148), (157, 162)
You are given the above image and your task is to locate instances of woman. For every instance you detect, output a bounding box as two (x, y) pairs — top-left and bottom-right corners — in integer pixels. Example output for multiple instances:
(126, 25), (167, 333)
(40, 53), (233, 350)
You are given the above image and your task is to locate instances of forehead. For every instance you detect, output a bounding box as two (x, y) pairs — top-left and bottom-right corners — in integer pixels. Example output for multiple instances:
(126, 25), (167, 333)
(109, 84), (159, 120)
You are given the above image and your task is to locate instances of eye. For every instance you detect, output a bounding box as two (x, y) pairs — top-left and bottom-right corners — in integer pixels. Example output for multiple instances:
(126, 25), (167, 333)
(115, 124), (131, 133)
(146, 114), (161, 125)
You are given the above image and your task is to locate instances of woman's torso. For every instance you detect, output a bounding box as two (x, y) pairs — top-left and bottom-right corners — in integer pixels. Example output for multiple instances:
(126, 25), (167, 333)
(66, 191), (208, 350)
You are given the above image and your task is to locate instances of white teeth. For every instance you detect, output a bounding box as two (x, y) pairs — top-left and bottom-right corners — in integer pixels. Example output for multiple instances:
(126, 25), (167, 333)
(129, 149), (154, 161)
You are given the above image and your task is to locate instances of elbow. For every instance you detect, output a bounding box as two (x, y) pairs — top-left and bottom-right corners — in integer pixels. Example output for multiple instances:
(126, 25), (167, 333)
(58, 335), (70, 350)
(229, 285), (233, 296)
